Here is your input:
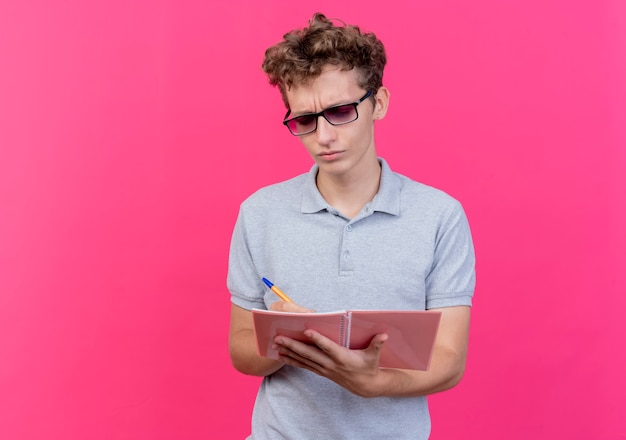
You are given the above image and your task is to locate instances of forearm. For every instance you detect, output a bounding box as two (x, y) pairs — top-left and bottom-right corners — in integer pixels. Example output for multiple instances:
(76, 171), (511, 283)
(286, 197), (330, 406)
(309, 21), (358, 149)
(367, 344), (467, 398)
(355, 306), (470, 398)
(229, 327), (284, 377)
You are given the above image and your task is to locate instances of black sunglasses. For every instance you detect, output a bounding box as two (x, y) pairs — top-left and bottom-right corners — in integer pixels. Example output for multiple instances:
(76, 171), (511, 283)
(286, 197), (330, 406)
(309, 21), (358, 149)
(282, 91), (373, 136)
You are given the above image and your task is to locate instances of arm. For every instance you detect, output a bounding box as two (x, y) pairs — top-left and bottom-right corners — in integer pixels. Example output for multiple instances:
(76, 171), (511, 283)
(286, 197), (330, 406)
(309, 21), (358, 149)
(228, 303), (283, 376)
(274, 305), (470, 398)
(228, 301), (314, 376)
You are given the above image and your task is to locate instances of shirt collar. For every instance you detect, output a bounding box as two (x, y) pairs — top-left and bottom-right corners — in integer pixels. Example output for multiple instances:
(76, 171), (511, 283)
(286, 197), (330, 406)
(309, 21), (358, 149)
(301, 158), (401, 216)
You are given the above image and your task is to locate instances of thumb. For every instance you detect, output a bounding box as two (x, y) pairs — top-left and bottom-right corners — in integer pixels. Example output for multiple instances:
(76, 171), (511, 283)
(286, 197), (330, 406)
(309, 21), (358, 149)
(366, 333), (388, 355)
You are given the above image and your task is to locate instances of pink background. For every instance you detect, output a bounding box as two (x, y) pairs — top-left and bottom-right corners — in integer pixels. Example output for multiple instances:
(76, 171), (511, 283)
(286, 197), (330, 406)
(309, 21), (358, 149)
(1, 1), (625, 439)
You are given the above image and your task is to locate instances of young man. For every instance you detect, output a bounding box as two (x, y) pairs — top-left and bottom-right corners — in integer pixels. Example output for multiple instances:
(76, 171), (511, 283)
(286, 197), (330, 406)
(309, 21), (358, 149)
(227, 13), (475, 439)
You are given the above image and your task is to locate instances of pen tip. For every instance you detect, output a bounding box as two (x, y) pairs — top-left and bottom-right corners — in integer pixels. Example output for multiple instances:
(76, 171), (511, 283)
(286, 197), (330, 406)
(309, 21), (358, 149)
(262, 277), (273, 288)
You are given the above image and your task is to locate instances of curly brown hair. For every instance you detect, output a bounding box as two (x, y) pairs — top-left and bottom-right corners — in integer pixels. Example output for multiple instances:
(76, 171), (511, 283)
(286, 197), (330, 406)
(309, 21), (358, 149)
(262, 13), (387, 108)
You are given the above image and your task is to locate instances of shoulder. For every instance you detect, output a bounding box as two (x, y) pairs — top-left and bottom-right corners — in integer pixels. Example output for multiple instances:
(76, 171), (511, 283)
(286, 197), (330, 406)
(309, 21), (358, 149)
(234, 173), (310, 230)
(379, 157), (461, 210)
(395, 172), (464, 215)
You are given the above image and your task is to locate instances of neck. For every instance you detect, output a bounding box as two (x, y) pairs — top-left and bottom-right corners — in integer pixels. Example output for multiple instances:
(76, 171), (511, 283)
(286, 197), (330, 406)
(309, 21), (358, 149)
(316, 159), (382, 219)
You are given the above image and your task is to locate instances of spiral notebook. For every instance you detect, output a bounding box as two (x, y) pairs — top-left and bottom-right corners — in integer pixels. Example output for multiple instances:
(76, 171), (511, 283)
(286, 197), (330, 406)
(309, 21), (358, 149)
(252, 309), (442, 370)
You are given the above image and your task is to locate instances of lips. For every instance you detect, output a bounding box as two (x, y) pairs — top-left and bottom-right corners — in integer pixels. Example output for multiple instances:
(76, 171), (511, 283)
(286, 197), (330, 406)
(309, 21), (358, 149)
(319, 150), (343, 159)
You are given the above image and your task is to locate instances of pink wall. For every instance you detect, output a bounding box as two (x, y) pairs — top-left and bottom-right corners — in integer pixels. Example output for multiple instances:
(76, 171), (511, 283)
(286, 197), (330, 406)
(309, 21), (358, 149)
(1, 1), (624, 438)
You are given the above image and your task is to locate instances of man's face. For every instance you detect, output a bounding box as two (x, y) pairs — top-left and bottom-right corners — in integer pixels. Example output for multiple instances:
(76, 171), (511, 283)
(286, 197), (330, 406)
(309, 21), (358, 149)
(284, 68), (388, 182)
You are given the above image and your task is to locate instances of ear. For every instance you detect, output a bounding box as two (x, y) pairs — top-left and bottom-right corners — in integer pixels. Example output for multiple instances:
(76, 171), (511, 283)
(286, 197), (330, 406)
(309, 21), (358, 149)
(372, 86), (390, 120)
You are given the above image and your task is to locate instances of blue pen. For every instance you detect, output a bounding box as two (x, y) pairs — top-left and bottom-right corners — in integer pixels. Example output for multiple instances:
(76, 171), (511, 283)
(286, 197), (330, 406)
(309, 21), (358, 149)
(262, 277), (294, 302)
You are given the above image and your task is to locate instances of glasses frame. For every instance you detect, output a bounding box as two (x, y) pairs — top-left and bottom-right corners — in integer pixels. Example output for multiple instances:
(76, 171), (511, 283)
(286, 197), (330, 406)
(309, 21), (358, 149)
(282, 90), (373, 136)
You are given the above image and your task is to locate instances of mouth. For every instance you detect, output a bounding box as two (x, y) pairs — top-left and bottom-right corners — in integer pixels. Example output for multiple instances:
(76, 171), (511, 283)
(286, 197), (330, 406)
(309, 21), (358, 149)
(318, 150), (343, 161)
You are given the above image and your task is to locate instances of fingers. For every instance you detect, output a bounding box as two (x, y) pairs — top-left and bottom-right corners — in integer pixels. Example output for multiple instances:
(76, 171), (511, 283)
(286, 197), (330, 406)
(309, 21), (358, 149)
(276, 330), (389, 371)
(302, 329), (336, 355)
(274, 334), (331, 373)
(276, 330), (388, 361)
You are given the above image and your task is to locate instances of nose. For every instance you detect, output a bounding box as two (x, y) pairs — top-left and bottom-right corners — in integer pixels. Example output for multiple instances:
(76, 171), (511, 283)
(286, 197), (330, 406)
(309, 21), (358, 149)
(315, 115), (337, 145)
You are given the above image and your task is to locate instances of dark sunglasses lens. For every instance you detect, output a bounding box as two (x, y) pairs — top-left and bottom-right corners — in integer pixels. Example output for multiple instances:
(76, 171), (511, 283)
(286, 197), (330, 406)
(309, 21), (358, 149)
(287, 115), (316, 135)
(325, 104), (357, 125)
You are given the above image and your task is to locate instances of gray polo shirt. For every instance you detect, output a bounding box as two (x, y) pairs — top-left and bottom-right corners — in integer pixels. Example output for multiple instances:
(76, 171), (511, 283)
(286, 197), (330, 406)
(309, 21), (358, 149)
(228, 158), (475, 439)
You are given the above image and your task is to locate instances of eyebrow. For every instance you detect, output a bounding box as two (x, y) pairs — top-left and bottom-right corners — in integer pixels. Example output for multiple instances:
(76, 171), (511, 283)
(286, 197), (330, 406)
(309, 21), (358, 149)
(290, 99), (354, 117)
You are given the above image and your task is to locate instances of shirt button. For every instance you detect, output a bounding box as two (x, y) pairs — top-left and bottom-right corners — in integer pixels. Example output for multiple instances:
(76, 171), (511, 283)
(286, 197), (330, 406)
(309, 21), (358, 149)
(346, 225), (352, 232)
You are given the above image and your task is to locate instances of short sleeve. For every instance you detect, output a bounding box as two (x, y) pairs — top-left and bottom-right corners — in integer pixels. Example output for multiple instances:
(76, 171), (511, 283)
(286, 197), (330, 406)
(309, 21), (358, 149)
(425, 202), (476, 309)
(227, 206), (267, 311)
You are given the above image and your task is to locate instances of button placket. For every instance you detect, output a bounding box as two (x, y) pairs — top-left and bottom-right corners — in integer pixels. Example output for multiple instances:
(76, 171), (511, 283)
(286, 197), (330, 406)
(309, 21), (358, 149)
(339, 221), (354, 275)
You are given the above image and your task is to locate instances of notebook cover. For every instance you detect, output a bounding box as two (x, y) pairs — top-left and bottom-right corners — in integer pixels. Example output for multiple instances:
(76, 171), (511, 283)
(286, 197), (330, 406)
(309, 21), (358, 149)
(252, 309), (441, 370)
(252, 309), (349, 360)
(346, 310), (442, 370)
